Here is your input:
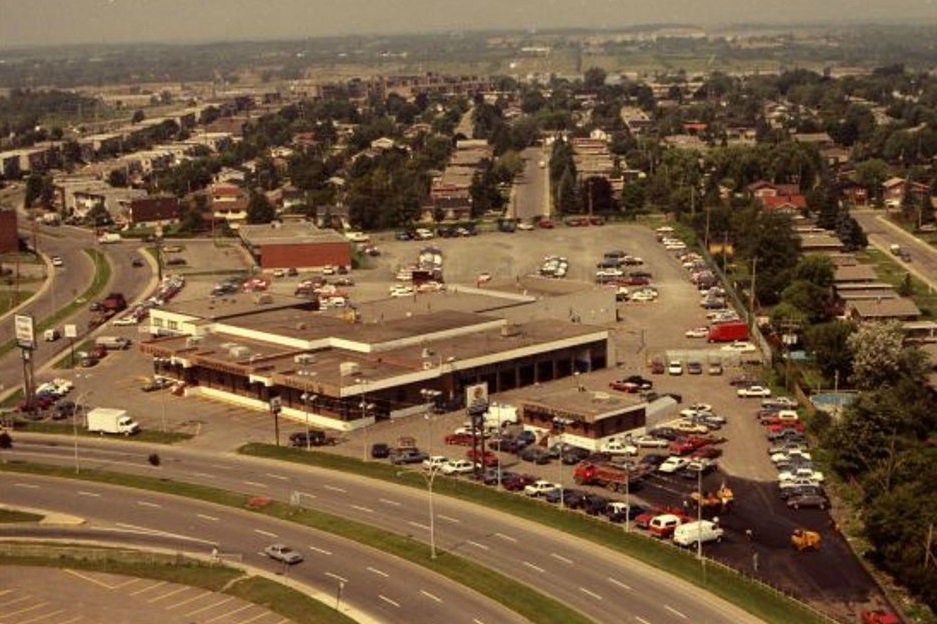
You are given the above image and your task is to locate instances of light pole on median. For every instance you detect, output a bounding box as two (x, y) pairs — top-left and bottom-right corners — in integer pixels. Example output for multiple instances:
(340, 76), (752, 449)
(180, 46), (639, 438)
(420, 388), (442, 457)
(424, 463), (442, 559)
(73, 390), (92, 474)
(300, 390), (318, 451)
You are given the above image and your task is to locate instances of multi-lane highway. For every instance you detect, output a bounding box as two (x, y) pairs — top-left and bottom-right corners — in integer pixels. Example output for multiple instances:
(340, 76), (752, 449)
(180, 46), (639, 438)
(3, 436), (768, 624)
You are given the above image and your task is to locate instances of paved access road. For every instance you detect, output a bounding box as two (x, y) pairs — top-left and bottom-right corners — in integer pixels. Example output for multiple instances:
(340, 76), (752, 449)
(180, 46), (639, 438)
(852, 209), (937, 290)
(3, 473), (525, 624)
(5, 437), (769, 624)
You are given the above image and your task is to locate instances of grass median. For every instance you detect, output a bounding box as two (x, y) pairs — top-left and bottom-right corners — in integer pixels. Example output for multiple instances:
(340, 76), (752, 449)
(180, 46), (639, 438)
(0, 461), (591, 624)
(239, 443), (828, 624)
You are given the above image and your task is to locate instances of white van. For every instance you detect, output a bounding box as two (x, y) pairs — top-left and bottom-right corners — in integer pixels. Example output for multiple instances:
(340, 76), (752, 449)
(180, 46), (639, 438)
(672, 519), (724, 548)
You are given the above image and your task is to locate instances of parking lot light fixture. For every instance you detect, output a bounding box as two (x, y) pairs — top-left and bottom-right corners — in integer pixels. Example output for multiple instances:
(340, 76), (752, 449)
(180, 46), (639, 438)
(420, 389), (442, 456)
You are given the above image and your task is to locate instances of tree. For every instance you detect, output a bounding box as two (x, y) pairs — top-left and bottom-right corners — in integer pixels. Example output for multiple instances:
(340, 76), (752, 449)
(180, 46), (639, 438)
(847, 320), (906, 389)
(108, 168), (128, 188)
(620, 182), (646, 218)
(246, 191), (276, 224)
(131, 109), (145, 124)
(556, 169), (579, 215)
(583, 67), (607, 90)
(793, 255), (834, 289)
(804, 320), (856, 383)
(855, 159), (890, 205)
(780, 280), (831, 323)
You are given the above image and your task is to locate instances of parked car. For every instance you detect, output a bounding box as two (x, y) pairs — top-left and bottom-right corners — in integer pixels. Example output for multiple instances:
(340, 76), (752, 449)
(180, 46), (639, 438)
(658, 456), (690, 474)
(786, 493), (829, 510)
(264, 544), (304, 564)
(502, 473), (538, 491)
(737, 385), (772, 398)
(684, 326), (709, 338)
(389, 448), (429, 465)
(524, 479), (559, 497)
(634, 434), (669, 448)
(667, 361), (684, 375)
(370, 443), (390, 458)
(609, 375), (653, 392)
(778, 467), (825, 483)
(519, 445), (552, 464)
(441, 459), (476, 475)
(604, 501), (647, 523)
(600, 440), (638, 455)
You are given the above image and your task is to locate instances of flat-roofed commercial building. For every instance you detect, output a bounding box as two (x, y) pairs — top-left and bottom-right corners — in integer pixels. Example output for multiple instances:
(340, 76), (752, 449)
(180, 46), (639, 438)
(239, 222), (351, 272)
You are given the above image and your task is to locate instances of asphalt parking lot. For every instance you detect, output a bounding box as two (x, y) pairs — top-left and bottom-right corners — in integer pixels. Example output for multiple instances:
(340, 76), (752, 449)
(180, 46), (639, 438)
(0, 567), (285, 624)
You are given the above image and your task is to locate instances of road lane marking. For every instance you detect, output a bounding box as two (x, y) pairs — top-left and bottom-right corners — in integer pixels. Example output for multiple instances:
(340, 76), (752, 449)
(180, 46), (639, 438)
(137, 501), (161, 508)
(636, 617), (652, 624)
(494, 532), (517, 542)
(408, 520), (429, 531)
(420, 590), (442, 603)
(148, 586), (190, 603)
(322, 485), (346, 493)
(379, 498), (401, 506)
(197, 514), (219, 522)
(550, 553), (573, 564)
(243, 481), (267, 488)
(193, 472), (214, 479)
(206, 463), (233, 471)
(350, 504), (374, 513)
(473, 620), (487, 624)
(13, 483), (39, 488)
(130, 581), (166, 596)
(77, 491), (101, 497)
(466, 540), (489, 550)
(185, 596), (234, 617)
(522, 561), (544, 573)
(367, 566), (388, 577)
(378, 595), (400, 608)
(665, 605), (687, 619)
(264, 473), (288, 481)
(607, 577), (632, 590)
(437, 514), (459, 523)
(19, 608), (64, 624)
(254, 529), (278, 538)
(308, 545), (332, 556)
(205, 603), (254, 623)
(324, 572), (348, 583)
(579, 587), (603, 600)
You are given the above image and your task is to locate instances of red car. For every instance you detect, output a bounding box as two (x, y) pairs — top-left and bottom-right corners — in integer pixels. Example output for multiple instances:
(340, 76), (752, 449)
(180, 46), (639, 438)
(538, 219), (555, 229)
(466, 449), (500, 467)
(502, 474), (537, 491)
(861, 610), (900, 624)
(634, 505), (684, 530)
(444, 432), (474, 446)
(766, 422), (806, 433)
(690, 446), (723, 460)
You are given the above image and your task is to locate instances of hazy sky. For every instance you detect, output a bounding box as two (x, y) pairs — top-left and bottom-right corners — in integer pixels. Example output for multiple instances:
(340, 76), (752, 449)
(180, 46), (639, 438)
(1, 0), (936, 48)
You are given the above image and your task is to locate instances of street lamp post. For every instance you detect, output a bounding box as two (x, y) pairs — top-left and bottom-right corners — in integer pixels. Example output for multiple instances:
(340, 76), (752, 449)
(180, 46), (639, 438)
(552, 418), (567, 509)
(697, 466), (704, 561)
(300, 391), (318, 451)
(424, 464), (442, 559)
(420, 389), (442, 457)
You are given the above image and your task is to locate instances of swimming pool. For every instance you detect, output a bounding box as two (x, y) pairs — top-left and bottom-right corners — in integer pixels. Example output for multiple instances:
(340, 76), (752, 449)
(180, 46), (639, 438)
(810, 392), (857, 413)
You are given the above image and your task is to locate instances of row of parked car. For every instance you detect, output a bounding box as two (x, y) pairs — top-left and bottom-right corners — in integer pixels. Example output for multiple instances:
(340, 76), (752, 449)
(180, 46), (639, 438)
(18, 377), (79, 418)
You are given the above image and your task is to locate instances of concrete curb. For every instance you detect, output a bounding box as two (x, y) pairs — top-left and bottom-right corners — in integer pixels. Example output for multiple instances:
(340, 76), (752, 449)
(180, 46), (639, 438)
(0, 503), (86, 526)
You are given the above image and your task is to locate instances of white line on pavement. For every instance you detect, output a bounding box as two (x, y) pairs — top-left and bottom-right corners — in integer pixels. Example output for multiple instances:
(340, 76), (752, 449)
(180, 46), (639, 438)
(308, 546), (332, 556)
(606, 577), (632, 590)
(522, 561), (544, 573)
(466, 540), (489, 550)
(665, 605), (687, 619)
(324, 572), (347, 583)
(579, 587), (603, 600)
(550, 553), (573, 564)
(350, 505), (374, 513)
(378, 595), (400, 608)
(420, 590), (442, 603)
(322, 485), (346, 493)
(367, 567), (389, 577)
(254, 529), (278, 538)
(494, 533), (517, 542)
(196, 514), (218, 522)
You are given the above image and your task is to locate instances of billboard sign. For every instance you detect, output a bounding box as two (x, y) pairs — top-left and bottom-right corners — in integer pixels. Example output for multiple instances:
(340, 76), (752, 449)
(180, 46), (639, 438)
(464, 382), (489, 409)
(14, 314), (35, 350)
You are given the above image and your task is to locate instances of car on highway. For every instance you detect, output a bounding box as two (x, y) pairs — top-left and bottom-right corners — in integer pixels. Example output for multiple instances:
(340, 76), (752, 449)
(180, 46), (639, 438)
(264, 544), (303, 564)
(737, 385), (771, 398)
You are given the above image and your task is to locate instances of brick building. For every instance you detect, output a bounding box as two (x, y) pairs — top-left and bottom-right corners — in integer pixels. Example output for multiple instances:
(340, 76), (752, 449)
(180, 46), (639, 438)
(127, 196), (180, 227)
(239, 222), (351, 272)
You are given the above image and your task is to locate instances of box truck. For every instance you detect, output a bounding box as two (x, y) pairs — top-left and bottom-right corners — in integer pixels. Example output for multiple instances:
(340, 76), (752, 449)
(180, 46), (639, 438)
(86, 407), (140, 435)
(707, 321), (749, 343)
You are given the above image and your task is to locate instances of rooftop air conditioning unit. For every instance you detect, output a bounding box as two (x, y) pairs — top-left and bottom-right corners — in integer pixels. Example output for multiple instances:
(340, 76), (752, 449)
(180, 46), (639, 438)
(229, 345), (251, 358)
(294, 354), (316, 364)
(500, 324), (521, 337)
(422, 360), (433, 370)
(339, 361), (360, 377)
(185, 336), (204, 347)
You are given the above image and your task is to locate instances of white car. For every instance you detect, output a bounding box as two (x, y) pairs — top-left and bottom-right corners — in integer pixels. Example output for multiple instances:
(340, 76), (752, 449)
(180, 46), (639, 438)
(771, 449), (813, 464)
(737, 385), (771, 398)
(345, 231), (370, 243)
(630, 288), (658, 302)
(658, 456), (689, 474)
(51, 255), (64, 267)
(422, 455), (449, 471)
(441, 459), (476, 475)
(673, 421), (710, 434)
(389, 286), (414, 298)
(778, 468), (825, 483)
(524, 480), (559, 497)
(722, 341), (757, 353)
(264, 544), (304, 564)
(517, 222), (535, 231)
(272, 268), (286, 278)
(684, 326), (709, 338)
(112, 316), (138, 326)
(667, 361), (684, 375)
(633, 435), (669, 448)
(601, 440), (638, 455)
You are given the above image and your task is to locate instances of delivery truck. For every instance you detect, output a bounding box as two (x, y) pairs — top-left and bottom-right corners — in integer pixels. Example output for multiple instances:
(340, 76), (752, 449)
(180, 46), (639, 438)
(86, 407), (140, 435)
(707, 321), (749, 343)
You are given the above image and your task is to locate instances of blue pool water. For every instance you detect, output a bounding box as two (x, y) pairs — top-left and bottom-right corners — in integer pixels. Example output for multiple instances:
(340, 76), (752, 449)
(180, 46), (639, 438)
(810, 392), (857, 410)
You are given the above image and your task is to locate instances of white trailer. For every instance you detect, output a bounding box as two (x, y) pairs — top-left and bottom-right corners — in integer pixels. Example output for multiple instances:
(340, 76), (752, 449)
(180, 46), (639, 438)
(86, 407), (140, 435)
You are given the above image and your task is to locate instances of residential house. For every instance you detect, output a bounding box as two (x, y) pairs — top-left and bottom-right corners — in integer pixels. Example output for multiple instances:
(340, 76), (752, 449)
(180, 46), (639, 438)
(845, 298), (921, 322)
(127, 196), (180, 228)
(210, 183), (250, 228)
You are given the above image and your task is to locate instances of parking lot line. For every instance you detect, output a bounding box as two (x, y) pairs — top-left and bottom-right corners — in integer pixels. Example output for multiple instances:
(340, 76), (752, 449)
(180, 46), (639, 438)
(232, 611), (271, 624)
(148, 586), (190, 603)
(130, 581), (166, 596)
(204, 603), (254, 623)
(165, 591), (211, 610)
(63, 569), (117, 589)
(185, 596), (235, 617)
(18, 608), (65, 624)
(4, 601), (47, 618)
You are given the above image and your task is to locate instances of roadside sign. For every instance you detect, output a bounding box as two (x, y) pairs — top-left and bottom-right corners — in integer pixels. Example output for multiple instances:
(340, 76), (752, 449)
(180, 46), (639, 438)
(269, 396), (282, 414)
(464, 382), (488, 409)
(63, 324), (78, 339)
(14, 314), (35, 350)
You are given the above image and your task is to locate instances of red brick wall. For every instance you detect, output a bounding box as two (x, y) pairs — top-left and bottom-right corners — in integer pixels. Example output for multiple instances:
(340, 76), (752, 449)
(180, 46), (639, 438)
(259, 242), (351, 269)
(0, 210), (18, 254)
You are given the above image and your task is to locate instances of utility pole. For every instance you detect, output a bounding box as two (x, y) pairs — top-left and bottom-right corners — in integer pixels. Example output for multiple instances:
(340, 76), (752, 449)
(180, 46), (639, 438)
(748, 257), (758, 329)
